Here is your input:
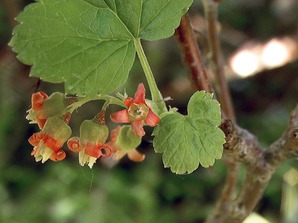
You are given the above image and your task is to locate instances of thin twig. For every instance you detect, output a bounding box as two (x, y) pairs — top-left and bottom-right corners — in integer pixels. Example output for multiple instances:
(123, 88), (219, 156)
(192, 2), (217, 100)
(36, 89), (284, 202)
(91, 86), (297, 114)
(175, 12), (240, 222)
(201, 1), (239, 220)
(174, 14), (214, 93)
(202, 0), (235, 121)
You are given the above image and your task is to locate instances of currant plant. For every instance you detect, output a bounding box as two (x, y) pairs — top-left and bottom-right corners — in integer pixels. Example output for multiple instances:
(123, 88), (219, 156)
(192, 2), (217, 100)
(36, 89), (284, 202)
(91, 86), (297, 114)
(10, 0), (225, 174)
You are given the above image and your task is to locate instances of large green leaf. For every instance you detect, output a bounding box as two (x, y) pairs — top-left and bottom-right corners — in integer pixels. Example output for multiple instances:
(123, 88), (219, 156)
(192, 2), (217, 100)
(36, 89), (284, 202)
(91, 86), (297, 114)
(10, 0), (193, 95)
(153, 91), (225, 174)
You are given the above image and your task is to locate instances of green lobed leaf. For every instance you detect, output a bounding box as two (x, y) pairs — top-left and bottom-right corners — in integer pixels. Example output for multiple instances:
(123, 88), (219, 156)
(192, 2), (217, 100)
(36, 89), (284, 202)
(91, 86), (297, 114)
(10, 0), (193, 96)
(153, 91), (225, 174)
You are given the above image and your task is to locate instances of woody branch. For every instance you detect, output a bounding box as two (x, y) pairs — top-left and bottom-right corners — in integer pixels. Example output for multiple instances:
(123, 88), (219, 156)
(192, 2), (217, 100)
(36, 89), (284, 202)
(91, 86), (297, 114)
(174, 2), (298, 223)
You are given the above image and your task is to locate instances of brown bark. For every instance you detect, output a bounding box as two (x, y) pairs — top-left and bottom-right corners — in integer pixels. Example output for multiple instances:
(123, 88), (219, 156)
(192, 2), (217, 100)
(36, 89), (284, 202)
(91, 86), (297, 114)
(202, 0), (235, 122)
(174, 15), (213, 93)
(207, 105), (298, 223)
(174, 3), (298, 223)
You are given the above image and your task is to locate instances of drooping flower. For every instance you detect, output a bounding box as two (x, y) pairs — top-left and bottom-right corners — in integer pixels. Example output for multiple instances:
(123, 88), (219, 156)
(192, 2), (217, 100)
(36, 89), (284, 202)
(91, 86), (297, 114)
(28, 117), (71, 163)
(26, 92), (68, 129)
(108, 125), (144, 162)
(110, 83), (160, 137)
(67, 120), (111, 168)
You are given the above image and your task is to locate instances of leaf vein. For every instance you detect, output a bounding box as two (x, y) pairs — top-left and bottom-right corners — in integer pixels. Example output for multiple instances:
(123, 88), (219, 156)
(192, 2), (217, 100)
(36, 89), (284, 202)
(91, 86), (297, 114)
(140, 0), (171, 33)
(69, 41), (130, 91)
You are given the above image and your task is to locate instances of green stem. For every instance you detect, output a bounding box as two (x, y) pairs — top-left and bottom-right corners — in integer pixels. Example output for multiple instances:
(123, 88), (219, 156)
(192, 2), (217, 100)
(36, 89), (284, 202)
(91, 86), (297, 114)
(134, 38), (167, 113)
(67, 95), (124, 114)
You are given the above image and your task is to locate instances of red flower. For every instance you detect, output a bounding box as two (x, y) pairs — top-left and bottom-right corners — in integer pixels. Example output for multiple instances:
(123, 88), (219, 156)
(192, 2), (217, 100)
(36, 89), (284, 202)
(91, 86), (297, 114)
(110, 83), (160, 137)
(67, 120), (111, 168)
(28, 117), (71, 163)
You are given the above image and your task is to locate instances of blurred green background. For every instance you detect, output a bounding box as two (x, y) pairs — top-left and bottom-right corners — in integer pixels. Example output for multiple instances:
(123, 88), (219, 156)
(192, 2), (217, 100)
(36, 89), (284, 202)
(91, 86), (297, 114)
(1, 0), (298, 222)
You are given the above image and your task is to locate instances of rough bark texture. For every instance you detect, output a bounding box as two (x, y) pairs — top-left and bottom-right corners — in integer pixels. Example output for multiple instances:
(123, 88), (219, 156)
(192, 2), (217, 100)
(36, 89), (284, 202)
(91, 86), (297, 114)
(207, 105), (298, 223)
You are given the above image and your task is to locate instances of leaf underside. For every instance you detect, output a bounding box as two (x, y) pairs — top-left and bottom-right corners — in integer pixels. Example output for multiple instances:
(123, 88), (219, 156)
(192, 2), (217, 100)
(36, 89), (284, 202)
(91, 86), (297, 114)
(10, 0), (193, 96)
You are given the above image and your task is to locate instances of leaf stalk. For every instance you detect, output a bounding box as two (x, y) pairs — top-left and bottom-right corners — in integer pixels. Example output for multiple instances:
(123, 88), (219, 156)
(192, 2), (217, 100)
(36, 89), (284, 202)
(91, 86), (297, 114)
(134, 38), (167, 113)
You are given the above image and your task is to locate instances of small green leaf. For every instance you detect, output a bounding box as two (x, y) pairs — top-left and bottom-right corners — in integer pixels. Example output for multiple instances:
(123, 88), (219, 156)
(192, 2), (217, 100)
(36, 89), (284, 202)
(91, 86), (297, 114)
(153, 91), (225, 174)
(10, 0), (193, 96)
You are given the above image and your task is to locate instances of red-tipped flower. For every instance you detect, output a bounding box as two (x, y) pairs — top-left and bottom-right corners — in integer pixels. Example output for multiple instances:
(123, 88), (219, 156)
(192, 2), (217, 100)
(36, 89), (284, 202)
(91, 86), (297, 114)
(110, 83), (160, 137)
(28, 117), (71, 163)
(26, 92), (68, 129)
(67, 120), (111, 168)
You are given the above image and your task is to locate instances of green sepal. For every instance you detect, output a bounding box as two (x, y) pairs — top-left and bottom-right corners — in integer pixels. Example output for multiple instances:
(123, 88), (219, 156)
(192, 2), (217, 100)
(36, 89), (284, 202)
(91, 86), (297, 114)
(114, 125), (142, 151)
(80, 120), (109, 144)
(43, 92), (67, 117)
(43, 117), (71, 142)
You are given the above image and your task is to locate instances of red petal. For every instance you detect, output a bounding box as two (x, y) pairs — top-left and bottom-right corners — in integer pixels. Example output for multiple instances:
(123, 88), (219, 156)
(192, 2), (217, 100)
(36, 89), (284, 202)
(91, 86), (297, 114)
(127, 149), (145, 162)
(145, 109), (160, 127)
(50, 150), (66, 161)
(43, 135), (63, 151)
(124, 97), (133, 107)
(113, 150), (126, 160)
(99, 145), (112, 157)
(85, 145), (102, 158)
(32, 91), (48, 111)
(37, 118), (47, 129)
(131, 120), (145, 137)
(110, 109), (130, 123)
(134, 83), (146, 104)
(109, 126), (121, 146)
(28, 132), (44, 146)
(63, 112), (72, 124)
(67, 137), (81, 153)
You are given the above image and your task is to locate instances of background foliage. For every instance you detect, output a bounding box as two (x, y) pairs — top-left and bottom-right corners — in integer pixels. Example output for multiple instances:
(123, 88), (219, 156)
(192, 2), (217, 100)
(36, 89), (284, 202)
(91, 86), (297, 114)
(0, 0), (298, 222)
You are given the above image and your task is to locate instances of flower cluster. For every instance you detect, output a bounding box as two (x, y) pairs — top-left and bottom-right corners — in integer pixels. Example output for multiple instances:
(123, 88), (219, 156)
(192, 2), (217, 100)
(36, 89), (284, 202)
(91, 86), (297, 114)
(27, 83), (160, 168)
(27, 91), (71, 163)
